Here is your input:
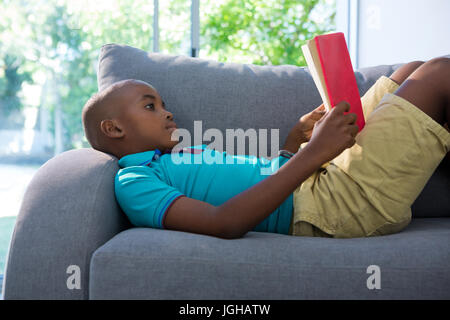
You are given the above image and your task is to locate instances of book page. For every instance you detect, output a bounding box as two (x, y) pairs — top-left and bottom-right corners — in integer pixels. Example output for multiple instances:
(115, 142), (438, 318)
(302, 41), (332, 111)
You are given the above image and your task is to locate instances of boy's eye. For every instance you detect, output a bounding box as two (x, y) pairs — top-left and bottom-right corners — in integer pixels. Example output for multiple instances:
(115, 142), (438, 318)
(145, 103), (155, 110)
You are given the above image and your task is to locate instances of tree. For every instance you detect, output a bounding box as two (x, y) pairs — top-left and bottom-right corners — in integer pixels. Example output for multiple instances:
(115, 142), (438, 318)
(0, 0), (336, 152)
(0, 54), (32, 117)
(0, 0), (34, 128)
(201, 0), (335, 66)
(15, 0), (157, 149)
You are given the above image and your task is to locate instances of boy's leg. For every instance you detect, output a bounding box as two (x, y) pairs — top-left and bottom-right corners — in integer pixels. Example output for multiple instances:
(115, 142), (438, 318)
(389, 61), (425, 86)
(361, 60), (425, 121)
(290, 60), (426, 237)
(394, 57), (450, 126)
(291, 57), (450, 238)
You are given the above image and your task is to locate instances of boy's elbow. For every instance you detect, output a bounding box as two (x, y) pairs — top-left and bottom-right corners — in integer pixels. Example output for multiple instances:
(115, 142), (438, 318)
(219, 230), (245, 240)
(214, 208), (247, 240)
(217, 219), (247, 239)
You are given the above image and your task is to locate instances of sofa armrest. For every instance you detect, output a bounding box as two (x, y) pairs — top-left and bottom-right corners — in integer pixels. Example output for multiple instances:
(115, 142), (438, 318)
(3, 148), (130, 299)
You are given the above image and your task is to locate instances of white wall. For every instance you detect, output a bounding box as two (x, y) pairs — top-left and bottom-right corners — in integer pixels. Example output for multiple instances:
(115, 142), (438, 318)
(336, 0), (450, 68)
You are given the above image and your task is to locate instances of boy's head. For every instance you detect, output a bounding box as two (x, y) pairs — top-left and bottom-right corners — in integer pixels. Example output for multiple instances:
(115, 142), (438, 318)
(82, 79), (178, 158)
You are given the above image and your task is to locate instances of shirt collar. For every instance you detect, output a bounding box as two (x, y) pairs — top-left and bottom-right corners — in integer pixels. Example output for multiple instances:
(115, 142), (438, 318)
(117, 144), (208, 168)
(118, 149), (162, 168)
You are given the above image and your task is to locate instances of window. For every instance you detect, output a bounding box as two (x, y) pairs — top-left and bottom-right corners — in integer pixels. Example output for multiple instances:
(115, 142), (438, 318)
(0, 0), (336, 294)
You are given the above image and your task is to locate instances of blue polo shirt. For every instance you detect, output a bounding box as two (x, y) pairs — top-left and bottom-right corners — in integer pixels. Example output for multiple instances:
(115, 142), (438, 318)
(115, 144), (294, 235)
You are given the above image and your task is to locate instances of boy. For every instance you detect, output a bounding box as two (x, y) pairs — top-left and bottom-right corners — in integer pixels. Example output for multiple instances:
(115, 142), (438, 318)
(82, 57), (450, 239)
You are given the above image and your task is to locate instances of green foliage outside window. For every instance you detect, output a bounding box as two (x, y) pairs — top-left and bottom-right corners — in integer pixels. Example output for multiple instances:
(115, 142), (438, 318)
(201, 0), (335, 66)
(0, 0), (335, 152)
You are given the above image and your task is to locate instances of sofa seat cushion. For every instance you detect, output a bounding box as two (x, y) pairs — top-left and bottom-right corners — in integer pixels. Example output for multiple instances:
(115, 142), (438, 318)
(89, 218), (450, 299)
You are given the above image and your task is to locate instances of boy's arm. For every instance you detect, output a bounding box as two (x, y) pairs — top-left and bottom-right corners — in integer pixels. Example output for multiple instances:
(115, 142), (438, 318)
(165, 102), (358, 239)
(164, 144), (325, 239)
(281, 104), (326, 153)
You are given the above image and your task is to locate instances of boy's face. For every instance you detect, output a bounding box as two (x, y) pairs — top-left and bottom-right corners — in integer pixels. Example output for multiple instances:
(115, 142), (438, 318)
(113, 81), (178, 154)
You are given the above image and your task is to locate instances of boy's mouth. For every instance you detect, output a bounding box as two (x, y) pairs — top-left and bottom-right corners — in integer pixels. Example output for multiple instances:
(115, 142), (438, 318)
(166, 122), (177, 130)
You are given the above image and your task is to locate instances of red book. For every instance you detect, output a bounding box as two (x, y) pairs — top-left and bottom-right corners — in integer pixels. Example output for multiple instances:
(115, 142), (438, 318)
(301, 32), (365, 132)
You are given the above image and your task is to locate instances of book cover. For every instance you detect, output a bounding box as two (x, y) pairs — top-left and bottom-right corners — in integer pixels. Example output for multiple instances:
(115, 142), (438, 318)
(302, 32), (365, 132)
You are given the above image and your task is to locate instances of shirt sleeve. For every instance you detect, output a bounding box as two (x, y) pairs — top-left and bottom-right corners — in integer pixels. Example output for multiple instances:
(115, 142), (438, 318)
(114, 166), (185, 229)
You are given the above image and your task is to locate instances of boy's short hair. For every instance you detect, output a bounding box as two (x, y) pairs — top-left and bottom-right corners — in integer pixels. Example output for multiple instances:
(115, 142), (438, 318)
(81, 89), (111, 152)
(81, 80), (126, 152)
(82, 79), (155, 153)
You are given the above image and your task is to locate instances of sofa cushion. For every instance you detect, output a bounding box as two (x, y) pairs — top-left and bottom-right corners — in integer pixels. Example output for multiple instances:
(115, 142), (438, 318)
(97, 44), (450, 218)
(89, 218), (450, 299)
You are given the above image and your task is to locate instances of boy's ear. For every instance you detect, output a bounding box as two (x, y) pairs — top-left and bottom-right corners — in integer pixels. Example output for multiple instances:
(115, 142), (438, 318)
(100, 119), (125, 139)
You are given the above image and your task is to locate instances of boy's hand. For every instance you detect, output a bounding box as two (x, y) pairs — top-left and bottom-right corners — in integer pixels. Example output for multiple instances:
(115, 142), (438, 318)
(282, 104), (327, 153)
(306, 101), (359, 163)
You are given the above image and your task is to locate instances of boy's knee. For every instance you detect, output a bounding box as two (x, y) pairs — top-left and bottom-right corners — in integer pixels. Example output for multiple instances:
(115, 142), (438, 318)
(410, 60), (425, 73)
(424, 57), (450, 72)
(427, 56), (450, 64)
(417, 57), (450, 95)
(390, 61), (425, 85)
(409, 60), (425, 68)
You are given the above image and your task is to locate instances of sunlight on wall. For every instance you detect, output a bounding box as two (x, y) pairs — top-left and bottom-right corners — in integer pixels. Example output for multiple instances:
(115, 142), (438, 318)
(5, 83), (41, 154)
(1, 108), (42, 155)
(0, 165), (39, 218)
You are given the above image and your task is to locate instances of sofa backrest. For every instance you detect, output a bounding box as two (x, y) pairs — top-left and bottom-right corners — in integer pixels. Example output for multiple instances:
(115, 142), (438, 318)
(97, 44), (449, 218)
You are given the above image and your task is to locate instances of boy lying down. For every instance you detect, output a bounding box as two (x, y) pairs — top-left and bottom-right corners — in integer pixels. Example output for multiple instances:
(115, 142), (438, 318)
(82, 58), (450, 239)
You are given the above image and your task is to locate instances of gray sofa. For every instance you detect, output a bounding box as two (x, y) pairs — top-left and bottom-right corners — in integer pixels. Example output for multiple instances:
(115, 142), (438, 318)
(3, 44), (449, 299)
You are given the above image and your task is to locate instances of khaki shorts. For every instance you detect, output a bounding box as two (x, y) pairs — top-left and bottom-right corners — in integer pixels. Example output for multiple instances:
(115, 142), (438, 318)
(289, 76), (450, 238)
